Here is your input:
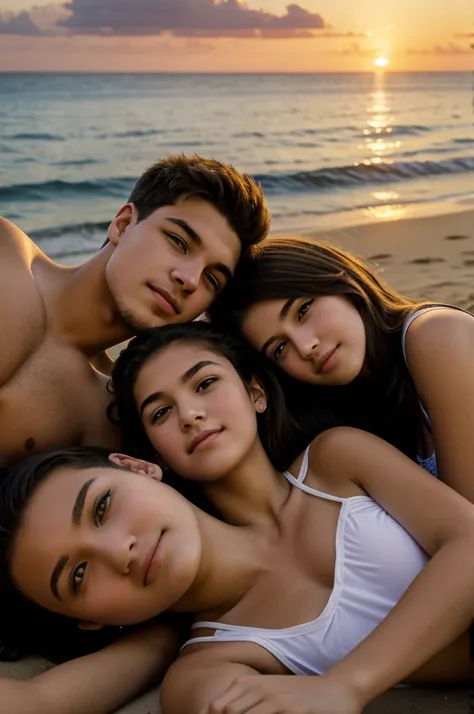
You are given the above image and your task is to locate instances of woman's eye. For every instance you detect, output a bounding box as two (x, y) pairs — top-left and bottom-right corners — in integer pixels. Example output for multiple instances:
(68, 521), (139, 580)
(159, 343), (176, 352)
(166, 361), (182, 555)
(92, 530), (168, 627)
(71, 562), (87, 594)
(166, 232), (188, 253)
(297, 299), (313, 321)
(205, 272), (221, 292)
(197, 377), (217, 392)
(151, 406), (171, 424)
(273, 342), (287, 362)
(94, 490), (111, 526)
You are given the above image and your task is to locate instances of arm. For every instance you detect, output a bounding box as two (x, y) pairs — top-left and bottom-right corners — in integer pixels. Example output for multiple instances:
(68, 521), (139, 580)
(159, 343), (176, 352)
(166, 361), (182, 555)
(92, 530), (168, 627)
(405, 308), (474, 502)
(161, 648), (259, 714)
(311, 427), (474, 707)
(0, 621), (182, 714)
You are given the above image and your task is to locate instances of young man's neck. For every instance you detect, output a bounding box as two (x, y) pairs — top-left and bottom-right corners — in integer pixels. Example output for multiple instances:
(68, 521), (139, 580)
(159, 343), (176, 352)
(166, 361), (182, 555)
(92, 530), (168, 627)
(51, 244), (133, 356)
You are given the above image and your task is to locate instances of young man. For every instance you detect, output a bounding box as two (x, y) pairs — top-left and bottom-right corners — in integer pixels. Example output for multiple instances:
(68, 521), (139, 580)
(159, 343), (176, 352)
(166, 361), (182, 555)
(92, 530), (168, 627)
(0, 154), (269, 466)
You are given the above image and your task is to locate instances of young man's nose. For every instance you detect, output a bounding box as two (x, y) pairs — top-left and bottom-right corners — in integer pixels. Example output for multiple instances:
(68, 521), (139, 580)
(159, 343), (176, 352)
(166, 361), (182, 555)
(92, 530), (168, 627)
(171, 266), (200, 293)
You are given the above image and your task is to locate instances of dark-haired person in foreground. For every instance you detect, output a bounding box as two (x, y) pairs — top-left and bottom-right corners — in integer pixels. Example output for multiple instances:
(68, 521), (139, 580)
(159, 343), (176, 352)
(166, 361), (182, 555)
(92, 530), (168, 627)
(0, 153), (269, 468)
(0, 155), (269, 695)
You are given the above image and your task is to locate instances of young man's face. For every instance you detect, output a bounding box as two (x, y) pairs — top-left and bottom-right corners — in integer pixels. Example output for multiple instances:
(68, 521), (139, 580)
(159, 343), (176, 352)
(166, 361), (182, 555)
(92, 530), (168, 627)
(105, 196), (241, 332)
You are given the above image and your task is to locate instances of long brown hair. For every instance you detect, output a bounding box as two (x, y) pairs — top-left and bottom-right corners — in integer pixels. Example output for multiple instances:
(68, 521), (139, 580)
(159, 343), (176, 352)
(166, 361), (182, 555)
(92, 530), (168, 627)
(209, 236), (436, 459)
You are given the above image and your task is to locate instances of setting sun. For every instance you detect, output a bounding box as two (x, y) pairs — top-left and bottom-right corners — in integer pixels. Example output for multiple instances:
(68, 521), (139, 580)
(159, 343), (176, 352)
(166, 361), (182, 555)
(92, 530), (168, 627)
(374, 56), (389, 68)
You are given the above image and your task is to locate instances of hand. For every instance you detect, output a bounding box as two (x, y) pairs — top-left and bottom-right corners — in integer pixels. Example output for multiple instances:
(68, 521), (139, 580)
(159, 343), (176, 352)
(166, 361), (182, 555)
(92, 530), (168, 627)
(206, 674), (363, 714)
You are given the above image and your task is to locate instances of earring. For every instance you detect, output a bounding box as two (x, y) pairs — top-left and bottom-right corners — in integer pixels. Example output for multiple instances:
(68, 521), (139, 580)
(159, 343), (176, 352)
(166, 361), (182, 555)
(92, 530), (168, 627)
(257, 404), (265, 413)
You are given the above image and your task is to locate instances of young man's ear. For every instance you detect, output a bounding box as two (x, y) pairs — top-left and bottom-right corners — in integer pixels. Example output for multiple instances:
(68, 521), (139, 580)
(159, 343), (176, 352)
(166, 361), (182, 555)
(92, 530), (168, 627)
(107, 204), (136, 246)
(249, 378), (267, 415)
(78, 621), (104, 632)
(108, 453), (163, 482)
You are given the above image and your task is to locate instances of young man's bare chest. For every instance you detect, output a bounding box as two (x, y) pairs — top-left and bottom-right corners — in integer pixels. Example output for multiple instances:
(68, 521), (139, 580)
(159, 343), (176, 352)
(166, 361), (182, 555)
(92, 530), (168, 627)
(0, 338), (120, 466)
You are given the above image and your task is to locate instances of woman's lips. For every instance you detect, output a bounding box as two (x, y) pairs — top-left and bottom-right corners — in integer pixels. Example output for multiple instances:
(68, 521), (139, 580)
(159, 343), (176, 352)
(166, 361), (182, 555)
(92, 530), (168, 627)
(188, 428), (223, 454)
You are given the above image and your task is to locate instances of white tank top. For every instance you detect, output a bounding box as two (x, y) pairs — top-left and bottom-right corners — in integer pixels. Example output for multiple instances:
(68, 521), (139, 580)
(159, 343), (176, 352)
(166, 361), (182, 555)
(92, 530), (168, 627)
(181, 449), (428, 675)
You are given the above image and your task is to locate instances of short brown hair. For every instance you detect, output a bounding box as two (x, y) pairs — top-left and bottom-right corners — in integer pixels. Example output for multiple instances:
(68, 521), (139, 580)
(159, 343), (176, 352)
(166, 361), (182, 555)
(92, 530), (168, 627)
(127, 154), (270, 252)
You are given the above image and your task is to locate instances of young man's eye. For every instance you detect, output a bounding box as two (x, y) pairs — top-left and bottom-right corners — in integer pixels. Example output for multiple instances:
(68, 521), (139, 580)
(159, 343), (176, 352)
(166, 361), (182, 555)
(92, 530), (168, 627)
(272, 342), (287, 362)
(71, 562), (87, 595)
(197, 377), (217, 392)
(297, 299), (313, 321)
(205, 272), (221, 292)
(94, 490), (111, 527)
(165, 232), (188, 253)
(151, 406), (171, 424)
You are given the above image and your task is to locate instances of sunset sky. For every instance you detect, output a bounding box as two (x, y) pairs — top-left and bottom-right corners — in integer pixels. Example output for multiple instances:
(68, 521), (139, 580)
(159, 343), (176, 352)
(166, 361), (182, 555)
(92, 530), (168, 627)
(0, 0), (472, 73)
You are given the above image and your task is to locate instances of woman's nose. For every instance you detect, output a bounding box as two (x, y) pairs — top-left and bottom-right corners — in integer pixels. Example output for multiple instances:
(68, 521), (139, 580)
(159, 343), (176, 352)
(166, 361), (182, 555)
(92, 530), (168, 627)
(99, 532), (137, 575)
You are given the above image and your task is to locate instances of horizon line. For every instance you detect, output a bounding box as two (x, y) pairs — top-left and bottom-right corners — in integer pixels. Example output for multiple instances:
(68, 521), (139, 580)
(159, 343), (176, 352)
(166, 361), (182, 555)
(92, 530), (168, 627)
(0, 69), (471, 75)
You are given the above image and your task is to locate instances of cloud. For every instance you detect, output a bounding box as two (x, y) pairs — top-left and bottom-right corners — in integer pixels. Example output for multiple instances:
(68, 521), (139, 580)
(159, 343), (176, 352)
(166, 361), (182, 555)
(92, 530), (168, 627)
(58, 0), (329, 37)
(0, 10), (41, 34)
(0, 1), (367, 40)
(334, 41), (373, 57)
(407, 42), (472, 56)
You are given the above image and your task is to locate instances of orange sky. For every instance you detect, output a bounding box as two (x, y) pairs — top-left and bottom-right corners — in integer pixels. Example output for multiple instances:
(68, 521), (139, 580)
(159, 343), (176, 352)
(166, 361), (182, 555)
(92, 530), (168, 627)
(0, 0), (472, 72)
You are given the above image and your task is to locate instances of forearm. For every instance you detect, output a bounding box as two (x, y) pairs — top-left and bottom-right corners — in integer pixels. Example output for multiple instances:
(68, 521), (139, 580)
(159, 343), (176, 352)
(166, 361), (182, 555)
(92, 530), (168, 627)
(326, 538), (474, 706)
(2, 622), (182, 714)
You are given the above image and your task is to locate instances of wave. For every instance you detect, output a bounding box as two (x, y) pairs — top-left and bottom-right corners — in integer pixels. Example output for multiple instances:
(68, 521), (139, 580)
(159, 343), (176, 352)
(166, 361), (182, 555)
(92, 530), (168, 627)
(8, 132), (65, 141)
(255, 156), (474, 193)
(3, 155), (474, 206)
(102, 128), (170, 139)
(30, 221), (110, 259)
(0, 177), (134, 203)
(50, 158), (103, 167)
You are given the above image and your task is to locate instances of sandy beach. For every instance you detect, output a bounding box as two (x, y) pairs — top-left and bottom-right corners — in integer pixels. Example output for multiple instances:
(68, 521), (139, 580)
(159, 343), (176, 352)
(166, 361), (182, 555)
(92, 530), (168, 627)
(310, 207), (474, 311)
(2, 207), (473, 713)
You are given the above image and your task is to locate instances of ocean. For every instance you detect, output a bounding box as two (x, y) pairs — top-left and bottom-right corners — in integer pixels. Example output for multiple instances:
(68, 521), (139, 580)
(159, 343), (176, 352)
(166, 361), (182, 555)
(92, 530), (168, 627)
(1, 71), (473, 261)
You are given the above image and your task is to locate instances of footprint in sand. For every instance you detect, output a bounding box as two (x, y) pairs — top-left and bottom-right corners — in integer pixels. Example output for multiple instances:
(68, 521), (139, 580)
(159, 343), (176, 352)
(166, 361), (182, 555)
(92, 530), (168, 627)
(463, 250), (474, 255)
(445, 234), (471, 241)
(407, 257), (445, 265)
(368, 253), (392, 261)
(463, 259), (474, 266)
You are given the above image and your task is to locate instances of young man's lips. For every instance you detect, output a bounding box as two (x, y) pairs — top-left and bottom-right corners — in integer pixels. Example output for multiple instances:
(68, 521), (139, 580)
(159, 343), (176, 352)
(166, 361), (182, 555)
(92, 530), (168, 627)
(316, 346), (338, 374)
(148, 285), (181, 315)
(143, 533), (164, 586)
(188, 428), (223, 454)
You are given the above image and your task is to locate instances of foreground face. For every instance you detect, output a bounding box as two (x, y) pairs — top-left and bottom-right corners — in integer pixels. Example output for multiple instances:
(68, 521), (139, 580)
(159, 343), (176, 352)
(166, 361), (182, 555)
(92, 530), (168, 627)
(11, 465), (201, 627)
(242, 295), (367, 385)
(106, 196), (241, 331)
(134, 342), (263, 481)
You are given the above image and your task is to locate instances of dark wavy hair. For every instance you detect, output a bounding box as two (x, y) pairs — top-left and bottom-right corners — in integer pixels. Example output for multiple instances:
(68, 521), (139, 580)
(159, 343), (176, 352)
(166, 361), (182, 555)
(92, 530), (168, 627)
(209, 236), (436, 458)
(103, 153), (270, 253)
(0, 449), (124, 662)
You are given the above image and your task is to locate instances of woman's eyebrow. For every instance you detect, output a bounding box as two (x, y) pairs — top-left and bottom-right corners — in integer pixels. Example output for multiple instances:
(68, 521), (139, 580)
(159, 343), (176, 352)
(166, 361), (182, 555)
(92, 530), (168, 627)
(139, 360), (219, 415)
(50, 478), (96, 600)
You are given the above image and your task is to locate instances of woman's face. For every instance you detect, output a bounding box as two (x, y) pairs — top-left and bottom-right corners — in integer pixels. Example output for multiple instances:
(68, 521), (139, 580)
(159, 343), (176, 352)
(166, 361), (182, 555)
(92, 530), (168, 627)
(241, 295), (367, 385)
(133, 341), (265, 481)
(11, 463), (202, 627)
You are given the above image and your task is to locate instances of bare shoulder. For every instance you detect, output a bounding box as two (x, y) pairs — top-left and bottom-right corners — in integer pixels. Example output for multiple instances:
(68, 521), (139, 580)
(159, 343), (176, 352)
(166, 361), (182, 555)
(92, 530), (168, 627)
(309, 426), (375, 464)
(305, 427), (380, 492)
(0, 219), (47, 384)
(0, 216), (35, 260)
(405, 307), (474, 362)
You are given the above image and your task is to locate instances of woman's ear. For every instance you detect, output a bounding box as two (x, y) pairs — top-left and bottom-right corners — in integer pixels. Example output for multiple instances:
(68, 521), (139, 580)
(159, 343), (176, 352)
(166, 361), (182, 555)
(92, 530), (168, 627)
(108, 453), (163, 482)
(249, 377), (267, 415)
(107, 204), (134, 246)
(78, 620), (104, 631)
